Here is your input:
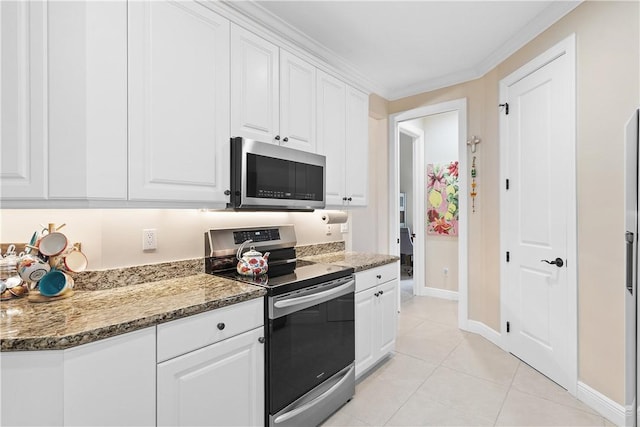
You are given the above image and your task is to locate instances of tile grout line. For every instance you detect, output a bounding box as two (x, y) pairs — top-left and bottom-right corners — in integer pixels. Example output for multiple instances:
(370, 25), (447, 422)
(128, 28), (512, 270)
(382, 316), (450, 427)
(492, 360), (522, 426)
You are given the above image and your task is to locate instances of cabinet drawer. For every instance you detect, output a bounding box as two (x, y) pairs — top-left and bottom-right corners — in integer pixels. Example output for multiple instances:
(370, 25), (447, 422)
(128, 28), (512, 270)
(355, 262), (398, 293)
(157, 298), (263, 362)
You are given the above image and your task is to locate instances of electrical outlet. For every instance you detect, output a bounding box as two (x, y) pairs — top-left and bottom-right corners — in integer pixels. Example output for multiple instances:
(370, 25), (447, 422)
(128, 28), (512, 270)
(340, 223), (349, 233)
(142, 229), (157, 251)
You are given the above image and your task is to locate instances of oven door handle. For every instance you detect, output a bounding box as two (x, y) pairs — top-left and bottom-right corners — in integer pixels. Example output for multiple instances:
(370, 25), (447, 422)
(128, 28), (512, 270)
(273, 364), (354, 425)
(273, 280), (355, 309)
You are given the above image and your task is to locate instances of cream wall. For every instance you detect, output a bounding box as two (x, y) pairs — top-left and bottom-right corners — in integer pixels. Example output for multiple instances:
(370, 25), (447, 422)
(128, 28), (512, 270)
(387, 1), (639, 405)
(0, 209), (346, 270)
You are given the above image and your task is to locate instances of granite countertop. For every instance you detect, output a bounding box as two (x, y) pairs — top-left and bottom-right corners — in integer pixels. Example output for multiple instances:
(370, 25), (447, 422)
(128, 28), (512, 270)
(301, 251), (399, 272)
(0, 247), (397, 353)
(0, 274), (265, 352)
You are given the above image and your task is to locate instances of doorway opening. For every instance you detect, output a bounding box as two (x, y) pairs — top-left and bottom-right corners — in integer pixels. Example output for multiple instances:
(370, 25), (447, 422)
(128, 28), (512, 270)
(389, 99), (468, 327)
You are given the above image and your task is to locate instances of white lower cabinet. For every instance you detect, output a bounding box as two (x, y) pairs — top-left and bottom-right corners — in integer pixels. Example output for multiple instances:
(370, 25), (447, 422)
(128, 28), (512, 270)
(64, 327), (156, 426)
(156, 298), (265, 427)
(0, 327), (156, 427)
(355, 263), (399, 378)
(157, 327), (265, 426)
(0, 299), (264, 427)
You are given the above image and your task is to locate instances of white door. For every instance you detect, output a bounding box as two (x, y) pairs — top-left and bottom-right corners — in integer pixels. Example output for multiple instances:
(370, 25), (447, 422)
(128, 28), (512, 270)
(157, 327), (264, 427)
(128, 0), (230, 203)
(280, 50), (316, 152)
(230, 25), (279, 143)
(502, 38), (575, 390)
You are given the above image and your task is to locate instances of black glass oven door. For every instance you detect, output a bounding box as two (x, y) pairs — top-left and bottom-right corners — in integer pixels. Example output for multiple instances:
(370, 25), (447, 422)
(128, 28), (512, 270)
(268, 279), (355, 415)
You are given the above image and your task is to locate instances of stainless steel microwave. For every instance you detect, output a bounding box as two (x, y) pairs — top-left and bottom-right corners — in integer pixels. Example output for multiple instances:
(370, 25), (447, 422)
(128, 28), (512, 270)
(228, 137), (326, 211)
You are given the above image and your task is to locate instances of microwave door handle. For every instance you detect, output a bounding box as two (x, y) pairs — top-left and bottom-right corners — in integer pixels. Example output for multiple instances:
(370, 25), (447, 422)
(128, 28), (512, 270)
(273, 280), (355, 309)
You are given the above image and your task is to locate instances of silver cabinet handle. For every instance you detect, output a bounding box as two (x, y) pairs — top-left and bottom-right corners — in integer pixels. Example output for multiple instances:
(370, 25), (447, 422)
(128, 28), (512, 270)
(273, 280), (355, 309)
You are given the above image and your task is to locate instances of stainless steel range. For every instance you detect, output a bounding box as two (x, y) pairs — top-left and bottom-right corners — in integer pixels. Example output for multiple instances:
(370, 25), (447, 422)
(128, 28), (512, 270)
(205, 225), (355, 427)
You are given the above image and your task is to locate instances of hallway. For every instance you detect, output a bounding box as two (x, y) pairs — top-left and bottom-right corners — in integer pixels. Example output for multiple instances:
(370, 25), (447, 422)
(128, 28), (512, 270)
(323, 290), (614, 426)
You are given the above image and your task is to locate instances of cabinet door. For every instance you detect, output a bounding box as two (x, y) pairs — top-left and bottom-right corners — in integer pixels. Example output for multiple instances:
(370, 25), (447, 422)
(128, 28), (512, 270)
(158, 327), (265, 427)
(345, 86), (369, 206)
(48, 1), (127, 200)
(0, 0), (47, 199)
(355, 286), (377, 379)
(128, 0), (230, 203)
(377, 279), (398, 357)
(64, 327), (156, 426)
(317, 70), (346, 206)
(231, 25), (279, 143)
(1, 350), (64, 426)
(280, 50), (316, 152)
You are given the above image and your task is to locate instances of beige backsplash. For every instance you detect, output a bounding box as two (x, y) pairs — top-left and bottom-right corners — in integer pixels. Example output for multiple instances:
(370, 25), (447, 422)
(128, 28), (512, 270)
(0, 209), (351, 270)
(73, 241), (345, 291)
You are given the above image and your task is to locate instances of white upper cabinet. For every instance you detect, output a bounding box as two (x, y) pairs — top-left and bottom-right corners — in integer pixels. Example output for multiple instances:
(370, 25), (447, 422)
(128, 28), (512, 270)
(48, 1), (128, 201)
(0, 0), (366, 206)
(317, 70), (368, 207)
(279, 50), (316, 152)
(1, 1), (48, 200)
(317, 70), (346, 206)
(231, 25), (317, 152)
(128, 0), (230, 203)
(230, 25), (280, 144)
(345, 86), (369, 206)
(1, 1), (129, 203)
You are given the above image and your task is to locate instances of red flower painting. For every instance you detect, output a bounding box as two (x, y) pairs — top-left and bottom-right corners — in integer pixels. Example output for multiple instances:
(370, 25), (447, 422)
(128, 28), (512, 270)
(427, 161), (459, 236)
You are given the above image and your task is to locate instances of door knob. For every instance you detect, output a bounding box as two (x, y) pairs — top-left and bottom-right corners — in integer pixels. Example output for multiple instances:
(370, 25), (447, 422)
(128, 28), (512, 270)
(541, 258), (564, 268)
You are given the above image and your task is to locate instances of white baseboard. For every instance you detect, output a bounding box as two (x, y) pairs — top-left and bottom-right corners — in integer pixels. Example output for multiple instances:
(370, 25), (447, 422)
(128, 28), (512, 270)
(456, 321), (625, 425)
(463, 319), (504, 349)
(577, 381), (626, 426)
(420, 286), (458, 300)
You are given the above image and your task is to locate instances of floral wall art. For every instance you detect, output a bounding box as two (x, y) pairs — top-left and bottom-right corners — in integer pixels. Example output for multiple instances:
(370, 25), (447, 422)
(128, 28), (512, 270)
(427, 161), (459, 236)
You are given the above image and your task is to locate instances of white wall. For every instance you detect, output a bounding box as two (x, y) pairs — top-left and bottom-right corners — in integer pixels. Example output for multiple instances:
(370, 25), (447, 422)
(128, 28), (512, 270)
(423, 111), (459, 291)
(0, 209), (347, 270)
(399, 133), (414, 229)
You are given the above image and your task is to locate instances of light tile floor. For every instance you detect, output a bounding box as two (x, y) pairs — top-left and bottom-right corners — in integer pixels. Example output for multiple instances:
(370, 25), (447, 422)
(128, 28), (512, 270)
(322, 278), (614, 427)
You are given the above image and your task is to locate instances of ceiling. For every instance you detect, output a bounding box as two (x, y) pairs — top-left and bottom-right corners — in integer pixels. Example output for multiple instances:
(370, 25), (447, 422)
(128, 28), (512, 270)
(228, 1), (581, 100)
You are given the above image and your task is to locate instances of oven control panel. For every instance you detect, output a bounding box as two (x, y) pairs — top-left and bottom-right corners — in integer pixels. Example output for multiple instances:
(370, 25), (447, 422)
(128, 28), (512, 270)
(233, 228), (280, 244)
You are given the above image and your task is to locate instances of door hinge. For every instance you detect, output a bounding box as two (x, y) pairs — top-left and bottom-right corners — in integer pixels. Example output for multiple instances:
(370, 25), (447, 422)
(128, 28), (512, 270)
(505, 179), (510, 190)
(506, 321), (510, 333)
(506, 251), (510, 262)
(499, 102), (509, 115)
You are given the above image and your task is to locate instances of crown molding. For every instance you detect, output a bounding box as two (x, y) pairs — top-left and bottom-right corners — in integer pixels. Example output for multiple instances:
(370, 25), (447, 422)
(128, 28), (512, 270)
(202, 0), (582, 102)
(474, 1), (581, 79)
(206, 0), (387, 96)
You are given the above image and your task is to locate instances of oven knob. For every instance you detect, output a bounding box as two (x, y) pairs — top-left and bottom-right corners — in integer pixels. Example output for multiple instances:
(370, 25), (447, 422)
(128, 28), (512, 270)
(258, 337), (265, 344)
(217, 322), (225, 330)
